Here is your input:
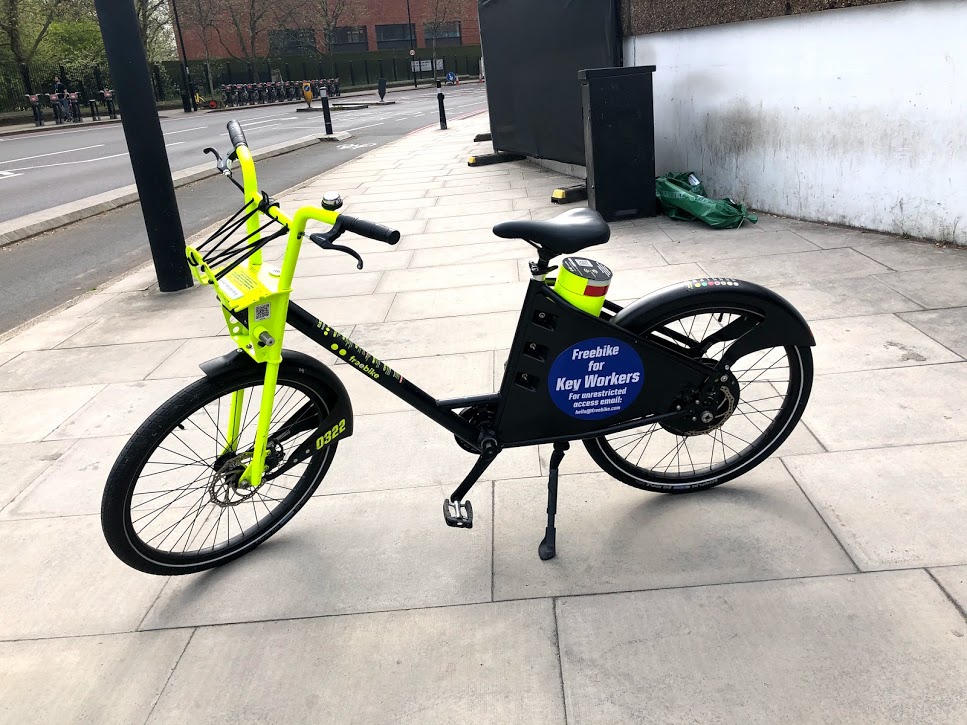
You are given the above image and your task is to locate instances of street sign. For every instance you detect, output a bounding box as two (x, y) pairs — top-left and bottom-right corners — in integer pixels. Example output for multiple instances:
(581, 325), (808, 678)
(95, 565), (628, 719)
(411, 59), (444, 72)
(409, 49), (415, 56)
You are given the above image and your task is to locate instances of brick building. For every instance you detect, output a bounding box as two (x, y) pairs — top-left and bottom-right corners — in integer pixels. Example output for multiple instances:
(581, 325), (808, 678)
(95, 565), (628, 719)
(178, 0), (481, 60)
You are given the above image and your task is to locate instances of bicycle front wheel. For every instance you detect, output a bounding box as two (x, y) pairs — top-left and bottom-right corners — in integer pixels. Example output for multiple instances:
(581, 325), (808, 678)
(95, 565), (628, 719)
(101, 363), (339, 575)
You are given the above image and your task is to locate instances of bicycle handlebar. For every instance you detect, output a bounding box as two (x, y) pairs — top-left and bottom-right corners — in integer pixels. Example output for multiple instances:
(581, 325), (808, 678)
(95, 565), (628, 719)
(227, 120), (248, 150)
(337, 214), (401, 245)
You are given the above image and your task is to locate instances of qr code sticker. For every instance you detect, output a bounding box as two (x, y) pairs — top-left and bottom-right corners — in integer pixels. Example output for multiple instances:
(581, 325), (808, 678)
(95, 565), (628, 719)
(254, 303), (271, 321)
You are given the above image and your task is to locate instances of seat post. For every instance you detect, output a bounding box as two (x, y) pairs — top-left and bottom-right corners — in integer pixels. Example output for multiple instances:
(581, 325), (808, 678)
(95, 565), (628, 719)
(528, 247), (556, 281)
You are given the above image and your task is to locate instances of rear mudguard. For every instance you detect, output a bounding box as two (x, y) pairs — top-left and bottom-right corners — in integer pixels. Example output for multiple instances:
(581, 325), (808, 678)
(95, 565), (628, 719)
(611, 277), (815, 366)
(199, 348), (354, 444)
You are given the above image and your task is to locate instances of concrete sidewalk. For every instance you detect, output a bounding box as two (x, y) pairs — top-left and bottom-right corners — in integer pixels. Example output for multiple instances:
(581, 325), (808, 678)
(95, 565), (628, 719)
(1, 113), (966, 723)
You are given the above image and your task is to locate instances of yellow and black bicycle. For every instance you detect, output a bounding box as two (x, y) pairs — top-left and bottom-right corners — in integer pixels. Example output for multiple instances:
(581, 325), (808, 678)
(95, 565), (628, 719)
(101, 121), (816, 575)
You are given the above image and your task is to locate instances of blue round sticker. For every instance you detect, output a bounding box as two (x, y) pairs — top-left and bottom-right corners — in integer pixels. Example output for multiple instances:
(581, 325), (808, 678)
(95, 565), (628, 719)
(548, 337), (645, 420)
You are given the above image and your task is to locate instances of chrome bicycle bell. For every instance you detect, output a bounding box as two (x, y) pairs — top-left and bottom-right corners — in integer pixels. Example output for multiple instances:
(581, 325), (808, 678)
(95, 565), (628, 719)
(321, 191), (343, 211)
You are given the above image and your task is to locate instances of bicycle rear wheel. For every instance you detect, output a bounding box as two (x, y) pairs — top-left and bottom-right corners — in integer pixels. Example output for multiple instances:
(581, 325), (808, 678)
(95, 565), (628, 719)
(585, 304), (813, 492)
(101, 363), (339, 575)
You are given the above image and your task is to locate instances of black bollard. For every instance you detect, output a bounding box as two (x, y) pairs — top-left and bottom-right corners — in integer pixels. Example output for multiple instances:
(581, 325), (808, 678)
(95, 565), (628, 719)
(437, 80), (447, 130)
(321, 92), (334, 136)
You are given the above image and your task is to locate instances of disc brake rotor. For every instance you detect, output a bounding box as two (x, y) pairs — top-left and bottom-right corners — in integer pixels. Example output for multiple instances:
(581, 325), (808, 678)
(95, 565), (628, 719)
(208, 441), (284, 507)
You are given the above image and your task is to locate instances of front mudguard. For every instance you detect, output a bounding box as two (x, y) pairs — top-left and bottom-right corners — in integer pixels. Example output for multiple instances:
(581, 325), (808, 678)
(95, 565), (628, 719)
(611, 278), (815, 366)
(199, 348), (354, 443)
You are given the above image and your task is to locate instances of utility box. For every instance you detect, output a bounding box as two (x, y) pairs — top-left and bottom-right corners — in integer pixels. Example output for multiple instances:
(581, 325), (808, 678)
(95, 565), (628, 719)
(579, 66), (657, 222)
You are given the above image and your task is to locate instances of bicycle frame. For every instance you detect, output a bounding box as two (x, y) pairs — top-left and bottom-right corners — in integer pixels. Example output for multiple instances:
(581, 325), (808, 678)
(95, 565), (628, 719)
(195, 140), (811, 493)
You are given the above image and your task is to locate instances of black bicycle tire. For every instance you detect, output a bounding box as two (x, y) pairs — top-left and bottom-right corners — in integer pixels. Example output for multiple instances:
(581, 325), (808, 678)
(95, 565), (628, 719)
(585, 304), (813, 493)
(101, 364), (339, 575)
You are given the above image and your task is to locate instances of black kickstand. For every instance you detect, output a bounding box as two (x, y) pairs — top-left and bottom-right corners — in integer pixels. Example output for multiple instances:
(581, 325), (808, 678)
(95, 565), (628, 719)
(538, 441), (569, 561)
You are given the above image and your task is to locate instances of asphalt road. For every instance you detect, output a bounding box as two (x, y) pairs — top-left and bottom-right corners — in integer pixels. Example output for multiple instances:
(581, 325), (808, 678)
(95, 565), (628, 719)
(0, 85), (488, 222)
(0, 85), (488, 333)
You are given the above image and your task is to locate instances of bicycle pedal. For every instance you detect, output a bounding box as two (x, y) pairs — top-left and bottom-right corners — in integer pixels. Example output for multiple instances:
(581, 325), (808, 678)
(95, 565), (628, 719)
(443, 499), (473, 529)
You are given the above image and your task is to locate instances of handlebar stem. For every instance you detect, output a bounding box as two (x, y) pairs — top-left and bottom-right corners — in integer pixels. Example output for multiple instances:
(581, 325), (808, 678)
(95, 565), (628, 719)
(233, 145), (266, 272)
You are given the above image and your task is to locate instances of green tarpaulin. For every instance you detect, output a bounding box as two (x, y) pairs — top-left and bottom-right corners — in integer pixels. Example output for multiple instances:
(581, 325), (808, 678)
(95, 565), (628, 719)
(656, 172), (758, 229)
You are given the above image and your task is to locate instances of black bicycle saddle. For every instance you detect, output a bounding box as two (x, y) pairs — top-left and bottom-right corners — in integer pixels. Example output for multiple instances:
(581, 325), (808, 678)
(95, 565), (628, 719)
(492, 208), (610, 256)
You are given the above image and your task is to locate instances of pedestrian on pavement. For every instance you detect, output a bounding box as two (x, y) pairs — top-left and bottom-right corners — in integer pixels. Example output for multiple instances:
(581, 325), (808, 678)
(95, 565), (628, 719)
(53, 75), (70, 119)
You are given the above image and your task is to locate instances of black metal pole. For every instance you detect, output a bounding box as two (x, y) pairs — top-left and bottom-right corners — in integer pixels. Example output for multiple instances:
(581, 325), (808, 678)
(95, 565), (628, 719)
(406, 0), (417, 88)
(93, 0), (192, 292)
(170, 0), (195, 112)
(437, 80), (447, 130)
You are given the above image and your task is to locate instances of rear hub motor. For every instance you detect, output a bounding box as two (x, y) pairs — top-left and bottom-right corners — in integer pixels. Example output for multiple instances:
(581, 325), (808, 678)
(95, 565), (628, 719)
(662, 370), (741, 437)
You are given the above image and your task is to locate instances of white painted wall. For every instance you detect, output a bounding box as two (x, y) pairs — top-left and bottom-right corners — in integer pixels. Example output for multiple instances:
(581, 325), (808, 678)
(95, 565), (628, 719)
(625, 0), (967, 244)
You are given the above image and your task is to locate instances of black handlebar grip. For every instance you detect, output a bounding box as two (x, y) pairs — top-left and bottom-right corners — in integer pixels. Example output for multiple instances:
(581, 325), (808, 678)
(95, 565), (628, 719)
(227, 120), (248, 149)
(339, 214), (401, 245)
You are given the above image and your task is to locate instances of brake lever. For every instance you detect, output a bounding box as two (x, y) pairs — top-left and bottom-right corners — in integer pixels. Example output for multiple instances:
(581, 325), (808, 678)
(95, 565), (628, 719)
(309, 233), (364, 270)
(204, 147), (243, 191)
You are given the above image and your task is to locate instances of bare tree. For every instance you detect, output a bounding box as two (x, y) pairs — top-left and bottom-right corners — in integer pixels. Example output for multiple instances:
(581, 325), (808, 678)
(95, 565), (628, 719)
(307, 0), (359, 58)
(179, 0), (220, 94)
(0, 0), (72, 65)
(424, 0), (465, 83)
(215, 0), (306, 77)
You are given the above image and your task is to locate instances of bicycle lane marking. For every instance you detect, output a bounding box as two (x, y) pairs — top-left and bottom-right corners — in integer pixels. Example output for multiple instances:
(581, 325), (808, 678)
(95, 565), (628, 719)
(163, 126), (207, 136)
(0, 144), (105, 165)
(2, 151), (130, 173)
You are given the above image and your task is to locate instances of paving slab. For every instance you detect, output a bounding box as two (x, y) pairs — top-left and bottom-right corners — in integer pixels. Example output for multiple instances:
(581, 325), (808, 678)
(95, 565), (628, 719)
(141, 482), (493, 629)
(807, 313), (962, 374)
(555, 570), (967, 725)
(386, 281), (527, 321)
(784, 441), (967, 570)
(769, 276), (925, 321)
(852, 240), (967, 271)
(0, 384), (103, 442)
(54, 308), (226, 347)
(655, 231), (820, 264)
(0, 316), (96, 353)
(375, 259), (519, 293)
(408, 239), (534, 268)
(294, 292), (395, 326)
(900, 307), (967, 357)
(330, 350), (494, 415)
(296, 249), (412, 276)
(703, 248), (890, 285)
(325, 410), (540, 495)
(350, 311), (519, 360)
(147, 600), (565, 725)
(0, 629), (191, 725)
(765, 221), (898, 248)
(0, 514), (168, 639)
(2, 435), (128, 519)
(47, 377), (196, 439)
(285, 270), (383, 299)
(397, 228), (505, 251)
(929, 565), (967, 615)
(802, 363), (967, 450)
(607, 263), (707, 300)
(0, 440), (73, 511)
(535, 422), (824, 477)
(0, 341), (182, 391)
(493, 461), (854, 601)
(875, 266), (967, 309)
(424, 210), (529, 234)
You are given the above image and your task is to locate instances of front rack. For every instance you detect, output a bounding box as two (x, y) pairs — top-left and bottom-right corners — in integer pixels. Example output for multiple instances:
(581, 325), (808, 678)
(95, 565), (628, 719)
(186, 192), (289, 286)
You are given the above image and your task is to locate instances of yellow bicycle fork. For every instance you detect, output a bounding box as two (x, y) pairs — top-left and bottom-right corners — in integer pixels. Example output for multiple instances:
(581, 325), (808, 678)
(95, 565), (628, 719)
(192, 143), (341, 488)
